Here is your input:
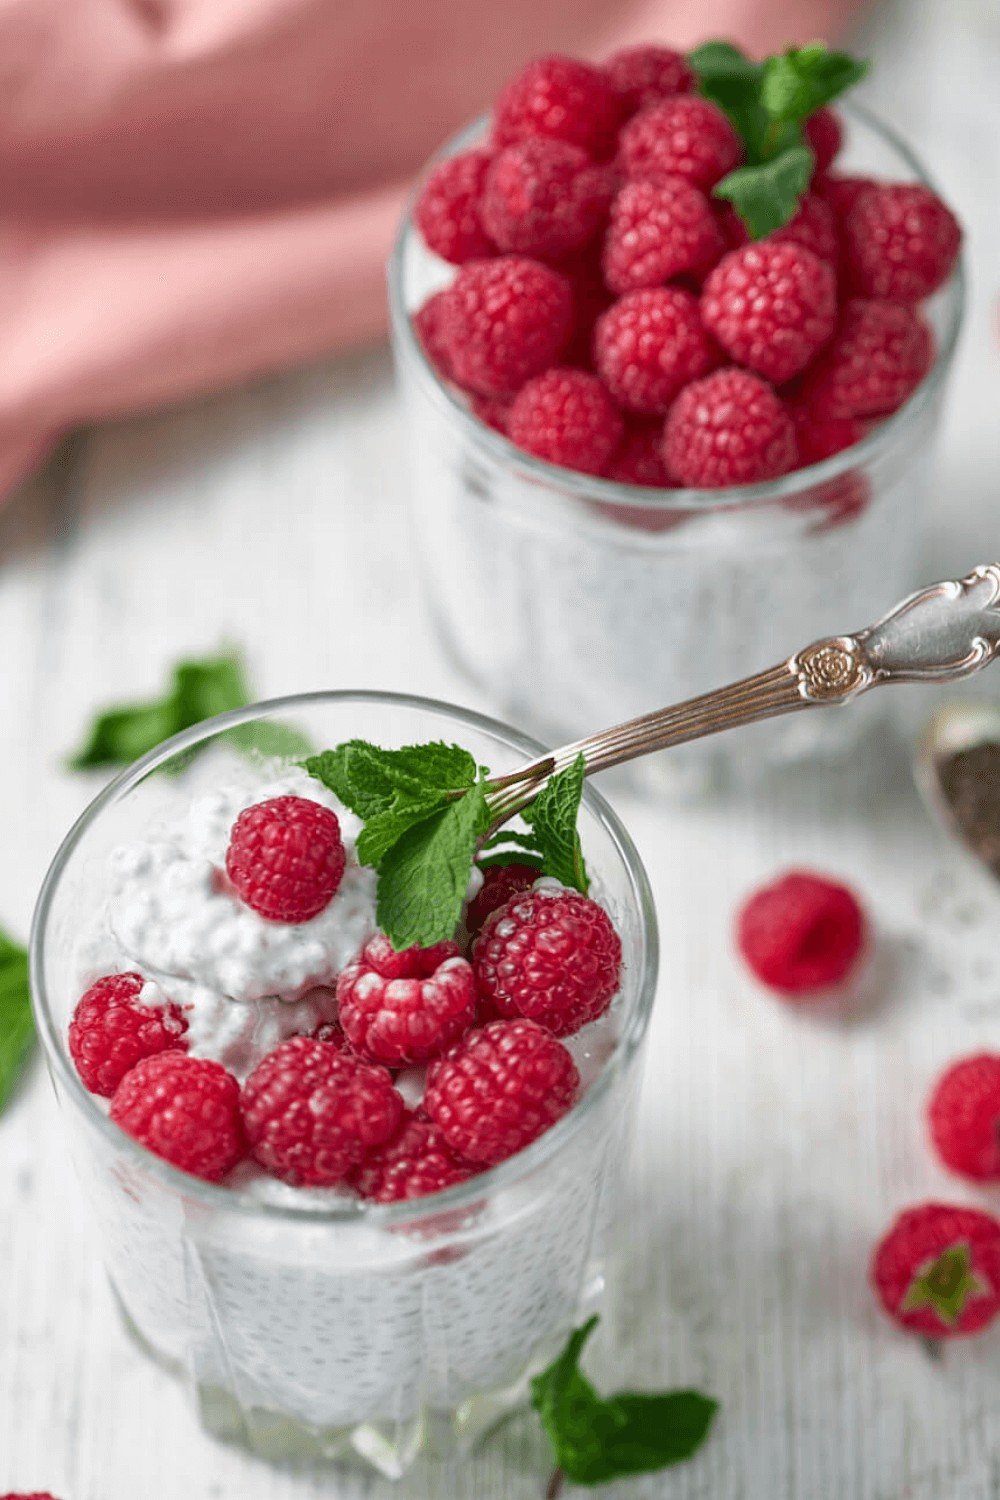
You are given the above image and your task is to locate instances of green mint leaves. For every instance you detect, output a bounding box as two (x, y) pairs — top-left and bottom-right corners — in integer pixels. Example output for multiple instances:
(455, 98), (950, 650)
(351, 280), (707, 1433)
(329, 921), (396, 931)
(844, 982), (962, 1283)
(0, 930), (34, 1115)
(690, 40), (869, 238)
(306, 743), (591, 947)
(531, 1317), (718, 1487)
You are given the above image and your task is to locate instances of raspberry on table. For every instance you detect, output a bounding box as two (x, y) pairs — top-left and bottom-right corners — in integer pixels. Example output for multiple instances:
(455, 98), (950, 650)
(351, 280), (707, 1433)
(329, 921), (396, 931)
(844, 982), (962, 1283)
(607, 418), (672, 489)
(701, 242), (837, 385)
(466, 862), (539, 936)
(413, 291), (456, 382)
(354, 1111), (476, 1203)
(507, 368), (624, 476)
(473, 888), (622, 1036)
(336, 934), (476, 1066)
(414, 148), (495, 264)
(225, 795), (346, 924)
(603, 178), (724, 294)
(491, 54), (622, 161)
(604, 45), (695, 116)
(804, 108), (843, 174)
(425, 1018), (579, 1166)
(110, 1052), (244, 1183)
(439, 256), (574, 397)
(735, 869), (867, 997)
(871, 1203), (1000, 1338)
(618, 96), (742, 191)
(844, 182), (962, 303)
(69, 972), (188, 1098)
(799, 298), (934, 420)
(663, 368), (797, 488)
(719, 193), (839, 265)
(594, 286), (717, 415)
(928, 1054), (1000, 1181)
(482, 139), (612, 260)
(241, 1036), (404, 1187)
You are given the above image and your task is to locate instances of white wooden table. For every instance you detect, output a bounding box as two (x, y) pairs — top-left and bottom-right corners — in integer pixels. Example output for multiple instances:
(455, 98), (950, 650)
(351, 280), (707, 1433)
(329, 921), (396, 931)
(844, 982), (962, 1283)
(2, 3), (1000, 1496)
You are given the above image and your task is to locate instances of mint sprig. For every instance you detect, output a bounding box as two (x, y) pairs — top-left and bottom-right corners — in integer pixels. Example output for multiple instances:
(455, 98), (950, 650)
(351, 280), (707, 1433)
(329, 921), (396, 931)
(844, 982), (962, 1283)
(690, 39), (869, 238)
(0, 929), (34, 1115)
(523, 755), (589, 895)
(531, 1317), (718, 1487)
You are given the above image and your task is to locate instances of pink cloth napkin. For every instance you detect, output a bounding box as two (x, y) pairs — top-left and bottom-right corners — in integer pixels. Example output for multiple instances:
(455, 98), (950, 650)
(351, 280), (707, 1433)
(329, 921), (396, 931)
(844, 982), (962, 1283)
(1, 0), (859, 498)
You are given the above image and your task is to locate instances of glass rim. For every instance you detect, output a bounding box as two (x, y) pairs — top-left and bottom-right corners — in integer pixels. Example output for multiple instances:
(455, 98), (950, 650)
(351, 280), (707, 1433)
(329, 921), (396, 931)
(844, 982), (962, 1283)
(29, 689), (659, 1229)
(387, 98), (967, 515)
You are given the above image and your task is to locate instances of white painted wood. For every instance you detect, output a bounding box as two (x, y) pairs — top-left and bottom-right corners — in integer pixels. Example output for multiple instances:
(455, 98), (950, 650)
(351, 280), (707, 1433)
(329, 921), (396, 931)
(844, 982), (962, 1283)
(1, 2), (999, 1495)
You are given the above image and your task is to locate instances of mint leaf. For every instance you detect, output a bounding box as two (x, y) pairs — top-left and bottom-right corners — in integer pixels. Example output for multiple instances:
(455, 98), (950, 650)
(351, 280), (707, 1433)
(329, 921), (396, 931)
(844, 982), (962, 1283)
(377, 782), (491, 948)
(690, 41), (771, 159)
(356, 794), (451, 868)
(305, 743), (394, 819)
(524, 755), (589, 893)
(531, 1317), (718, 1486)
(714, 143), (815, 240)
(306, 740), (476, 819)
(762, 44), (869, 123)
(68, 698), (185, 771)
(0, 930), (33, 1114)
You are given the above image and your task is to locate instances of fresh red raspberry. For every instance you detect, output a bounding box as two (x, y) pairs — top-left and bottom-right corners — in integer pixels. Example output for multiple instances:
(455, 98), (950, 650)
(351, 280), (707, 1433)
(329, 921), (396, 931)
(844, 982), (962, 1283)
(719, 193), (839, 265)
(663, 368), (797, 488)
(736, 870), (867, 997)
(507, 368), (624, 475)
(618, 96), (742, 191)
(871, 1204), (1000, 1338)
(354, 1111), (476, 1203)
(602, 178), (724, 294)
(928, 1055), (1000, 1181)
(492, 54), (622, 161)
(473, 889), (622, 1036)
(414, 148), (494, 265)
(69, 972), (188, 1098)
(482, 139), (612, 260)
(241, 1036), (403, 1186)
(225, 795), (345, 924)
(110, 1053), (244, 1183)
(336, 934), (476, 1066)
(701, 242), (837, 385)
(607, 418), (671, 489)
(788, 399), (866, 466)
(844, 182), (962, 303)
(594, 287), (717, 415)
(804, 107), (843, 174)
(466, 862), (539, 936)
(470, 393), (511, 434)
(413, 291), (456, 382)
(439, 257), (573, 397)
(814, 172), (878, 224)
(799, 299), (934, 420)
(604, 45), (695, 117)
(425, 1018), (579, 1165)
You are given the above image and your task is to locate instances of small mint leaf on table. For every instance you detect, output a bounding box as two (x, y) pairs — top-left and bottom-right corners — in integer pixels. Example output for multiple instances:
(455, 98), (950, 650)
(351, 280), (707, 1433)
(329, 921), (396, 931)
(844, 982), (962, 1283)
(714, 144), (815, 240)
(761, 45), (869, 122)
(0, 930), (34, 1115)
(523, 755), (589, 895)
(531, 1317), (718, 1486)
(376, 782), (491, 949)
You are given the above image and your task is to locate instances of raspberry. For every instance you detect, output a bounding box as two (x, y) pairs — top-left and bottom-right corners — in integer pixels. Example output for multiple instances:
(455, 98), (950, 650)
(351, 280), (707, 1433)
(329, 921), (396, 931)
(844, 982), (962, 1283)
(336, 934), (476, 1066)
(701, 242), (837, 384)
(804, 108), (842, 174)
(928, 1055), (1000, 1181)
(225, 795), (346, 924)
(814, 172), (878, 223)
(604, 45), (695, 117)
(492, 54), (621, 161)
(466, 862), (539, 936)
(871, 1204), (1000, 1338)
(719, 193), (839, 265)
(602, 178), (724, 294)
(619, 96), (742, 191)
(473, 889), (622, 1036)
(425, 1018), (579, 1165)
(482, 139), (612, 260)
(354, 1111), (475, 1203)
(789, 399), (866, 466)
(470, 393), (511, 434)
(69, 972), (188, 1098)
(799, 299), (933, 420)
(413, 291), (456, 381)
(507, 368), (624, 475)
(594, 287), (717, 415)
(242, 1036), (403, 1186)
(414, 148), (494, 264)
(607, 419), (671, 488)
(440, 257), (573, 397)
(561, 246), (614, 368)
(735, 870), (867, 996)
(844, 182), (962, 303)
(663, 368), (797, 488)
(110, 1053), (244, 1183)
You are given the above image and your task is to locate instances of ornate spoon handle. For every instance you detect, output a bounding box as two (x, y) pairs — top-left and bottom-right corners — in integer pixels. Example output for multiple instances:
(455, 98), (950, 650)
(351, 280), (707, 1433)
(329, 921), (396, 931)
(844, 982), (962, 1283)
(487, 564), (1000, 815)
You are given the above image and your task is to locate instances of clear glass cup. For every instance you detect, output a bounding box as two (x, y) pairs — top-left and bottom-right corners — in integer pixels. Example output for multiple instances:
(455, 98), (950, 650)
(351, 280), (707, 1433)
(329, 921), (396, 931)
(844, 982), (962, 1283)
(389, 103), (965, 795)
(29, 692), (657, 1478)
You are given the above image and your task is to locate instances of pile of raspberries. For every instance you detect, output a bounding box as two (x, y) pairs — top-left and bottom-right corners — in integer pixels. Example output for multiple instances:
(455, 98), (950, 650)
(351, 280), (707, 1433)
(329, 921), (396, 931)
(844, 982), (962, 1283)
(411, 49), (961, 496)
